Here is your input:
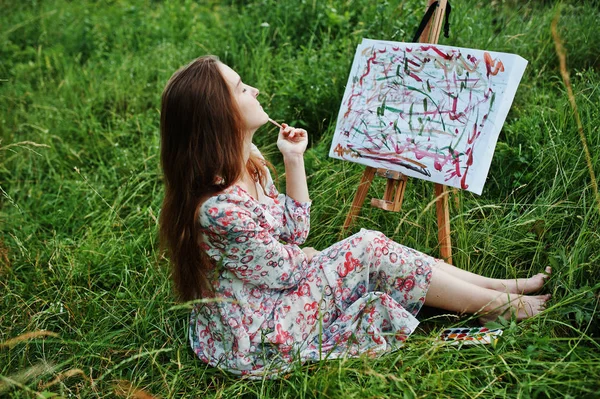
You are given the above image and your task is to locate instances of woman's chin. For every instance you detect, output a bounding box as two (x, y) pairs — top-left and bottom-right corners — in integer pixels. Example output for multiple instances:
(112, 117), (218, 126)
(260, 113), (270, 126)
(245, 119), (269, 133)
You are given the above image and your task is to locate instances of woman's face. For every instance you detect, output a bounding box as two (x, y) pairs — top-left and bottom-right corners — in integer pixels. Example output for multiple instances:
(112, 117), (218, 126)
(218, 63), (268, 133)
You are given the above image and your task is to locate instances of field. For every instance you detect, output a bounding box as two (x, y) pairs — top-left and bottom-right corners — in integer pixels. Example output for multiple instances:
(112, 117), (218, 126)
(1, 0), (599, 397)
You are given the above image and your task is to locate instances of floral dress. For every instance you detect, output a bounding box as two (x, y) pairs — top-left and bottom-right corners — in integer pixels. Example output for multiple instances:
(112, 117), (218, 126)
(190, 150), (435, 378)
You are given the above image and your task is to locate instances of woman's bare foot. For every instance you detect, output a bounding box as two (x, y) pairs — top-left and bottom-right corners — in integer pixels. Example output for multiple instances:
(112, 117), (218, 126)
(479, 293), (552, 324)
(492, 267), (551, 294)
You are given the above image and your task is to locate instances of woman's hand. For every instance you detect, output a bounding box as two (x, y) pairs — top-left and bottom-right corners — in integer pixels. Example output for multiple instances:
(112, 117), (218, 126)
(302, 247), (321, 263)
(277, 123), (308, 159)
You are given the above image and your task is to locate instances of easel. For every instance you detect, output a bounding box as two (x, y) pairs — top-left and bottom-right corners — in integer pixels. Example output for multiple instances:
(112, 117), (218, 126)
(341, 0), (453, 264)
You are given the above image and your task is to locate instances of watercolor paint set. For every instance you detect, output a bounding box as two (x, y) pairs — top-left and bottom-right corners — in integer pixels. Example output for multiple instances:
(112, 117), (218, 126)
(437, 327), (503, 346)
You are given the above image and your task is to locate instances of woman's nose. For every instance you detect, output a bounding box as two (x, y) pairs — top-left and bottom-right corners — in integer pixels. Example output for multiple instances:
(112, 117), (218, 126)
(246, 86), (260, 97)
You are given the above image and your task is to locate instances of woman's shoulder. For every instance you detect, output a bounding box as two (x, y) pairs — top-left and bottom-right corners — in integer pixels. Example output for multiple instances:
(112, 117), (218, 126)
(199, 185), (255, 219)
(201, 185), (248, 207)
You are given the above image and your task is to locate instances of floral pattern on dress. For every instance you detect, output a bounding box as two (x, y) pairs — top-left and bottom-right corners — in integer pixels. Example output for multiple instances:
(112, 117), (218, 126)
(189, 152), (434, 378)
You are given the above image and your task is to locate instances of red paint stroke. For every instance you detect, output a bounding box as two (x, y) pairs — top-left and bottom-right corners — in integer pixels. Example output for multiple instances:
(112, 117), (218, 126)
(461, 169), (470, 190)
(483, 52), (505, 78)
(459, 147), (475, 190)
(420, 45), (453, 60)
(452, 152), (462, 178)
(434, 153), (443, 171)
(441, 148), (465, 186)
(344, 91), (362, 118)
(407, 58), (421, 67)
(465, 148), (474, 166)
(448, 95), (466, 122)
(468, 123), (477, 144)
(409, 72), (423, 82)
(360, 52), (378, 86)
(479, 113), (488, 128)
(407, 59), (426, 74)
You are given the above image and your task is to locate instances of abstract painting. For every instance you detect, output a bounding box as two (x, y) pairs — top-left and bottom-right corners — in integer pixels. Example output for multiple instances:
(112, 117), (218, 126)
(329, 39), (528, 195)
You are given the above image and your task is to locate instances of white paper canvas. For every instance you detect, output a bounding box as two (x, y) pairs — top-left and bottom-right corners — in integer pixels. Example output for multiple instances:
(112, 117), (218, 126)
(329, 39), (528, 195)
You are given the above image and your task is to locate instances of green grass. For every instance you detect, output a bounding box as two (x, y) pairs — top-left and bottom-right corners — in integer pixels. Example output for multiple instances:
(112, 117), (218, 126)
(1, 0), (599, 397)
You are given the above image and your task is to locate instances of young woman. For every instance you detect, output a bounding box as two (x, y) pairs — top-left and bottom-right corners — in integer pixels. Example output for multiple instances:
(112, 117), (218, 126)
(159, 55), (551, 378)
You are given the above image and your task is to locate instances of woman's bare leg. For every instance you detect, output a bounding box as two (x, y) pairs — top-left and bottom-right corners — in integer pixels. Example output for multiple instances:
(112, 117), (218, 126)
(432, 262), (551, 294)
(424, 267), (551, 322)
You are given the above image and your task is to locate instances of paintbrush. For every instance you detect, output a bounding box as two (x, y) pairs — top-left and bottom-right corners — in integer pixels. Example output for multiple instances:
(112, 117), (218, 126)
(268, 118), (283, 129)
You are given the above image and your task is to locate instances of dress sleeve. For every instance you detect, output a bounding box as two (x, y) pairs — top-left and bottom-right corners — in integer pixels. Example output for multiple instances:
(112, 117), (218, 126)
(275, 194), (311, 245)
(200, 191), (308, 290)
(261, 162), (311, 245)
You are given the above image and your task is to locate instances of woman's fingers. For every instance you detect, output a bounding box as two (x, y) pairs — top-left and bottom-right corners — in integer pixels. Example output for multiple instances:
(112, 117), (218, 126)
(279, 123), (294, 138)
(277, 124), (308, 156)
(279, 125), (306, 142)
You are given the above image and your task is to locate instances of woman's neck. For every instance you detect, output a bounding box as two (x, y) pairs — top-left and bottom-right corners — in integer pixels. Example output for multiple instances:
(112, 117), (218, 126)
(237, 133), (258, 199)
(242, 130), (256, 164)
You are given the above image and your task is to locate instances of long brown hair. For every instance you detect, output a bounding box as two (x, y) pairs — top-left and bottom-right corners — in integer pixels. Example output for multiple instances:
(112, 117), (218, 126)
(159, 56), (269, 301)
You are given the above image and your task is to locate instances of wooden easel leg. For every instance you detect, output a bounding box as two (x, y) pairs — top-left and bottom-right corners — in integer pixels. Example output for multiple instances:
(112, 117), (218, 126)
(435, 183), (452, 264)
(342, 166), (376, 235)
(392, 177), (407, 212)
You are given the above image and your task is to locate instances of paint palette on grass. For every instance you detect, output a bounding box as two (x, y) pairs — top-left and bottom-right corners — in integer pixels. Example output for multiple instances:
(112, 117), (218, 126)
(330, 39), (528, 195)
(437, 327), (503, 346)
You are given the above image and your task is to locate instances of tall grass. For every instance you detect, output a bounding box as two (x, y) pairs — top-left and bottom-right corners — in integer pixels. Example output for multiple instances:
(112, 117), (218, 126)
(1, 0), (599, 397)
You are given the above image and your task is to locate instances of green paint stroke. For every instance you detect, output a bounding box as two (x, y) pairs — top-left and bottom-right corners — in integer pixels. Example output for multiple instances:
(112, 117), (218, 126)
(377, 97), (387, 116)
(383, 105), (403, 113)
(404, 84), (446, 131)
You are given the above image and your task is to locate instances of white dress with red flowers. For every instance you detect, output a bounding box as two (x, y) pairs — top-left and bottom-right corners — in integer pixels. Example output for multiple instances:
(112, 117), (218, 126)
(189, 150), (434, 378)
